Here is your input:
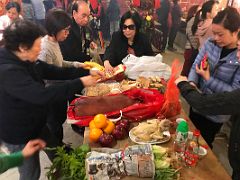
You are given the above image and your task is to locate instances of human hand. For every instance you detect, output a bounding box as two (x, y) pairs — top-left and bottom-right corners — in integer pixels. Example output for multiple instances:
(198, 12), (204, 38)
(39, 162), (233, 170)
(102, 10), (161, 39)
(90, 42), (98, 50)
(22, 139), (46, 158)
(195, 64), (210, 81)
(90, 68), (105, 80)
(175, 75), (188, 85)
(73, 62), (87, 68)
(80, 75), (102, 87)
(104, 60), (114, 75)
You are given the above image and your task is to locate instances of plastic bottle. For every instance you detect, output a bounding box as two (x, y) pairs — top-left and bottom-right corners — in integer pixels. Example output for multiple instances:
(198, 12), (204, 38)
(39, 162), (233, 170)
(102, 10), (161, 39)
(173, 121), (189, 161)
(184, 129), (200, 167)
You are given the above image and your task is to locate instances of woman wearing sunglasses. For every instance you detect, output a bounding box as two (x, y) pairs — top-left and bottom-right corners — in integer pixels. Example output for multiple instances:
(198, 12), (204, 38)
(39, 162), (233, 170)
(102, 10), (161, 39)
(103, 10), (154, 73)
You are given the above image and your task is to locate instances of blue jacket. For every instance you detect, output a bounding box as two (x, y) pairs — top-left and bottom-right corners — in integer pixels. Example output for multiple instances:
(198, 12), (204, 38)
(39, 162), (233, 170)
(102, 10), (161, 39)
(188, 38), (240, 123)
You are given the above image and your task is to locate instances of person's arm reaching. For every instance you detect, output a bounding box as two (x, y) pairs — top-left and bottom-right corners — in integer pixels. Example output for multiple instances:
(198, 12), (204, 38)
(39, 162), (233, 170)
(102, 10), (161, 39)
(0, 139), (46, 174)
(176, 76), (240, 115)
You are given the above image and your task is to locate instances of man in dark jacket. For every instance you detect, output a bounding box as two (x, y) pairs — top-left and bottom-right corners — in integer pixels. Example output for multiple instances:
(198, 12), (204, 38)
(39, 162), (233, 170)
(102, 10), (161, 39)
(60, 0), (97, 62)
(156, 0), (171, 53)
(167, 0), (182, 51)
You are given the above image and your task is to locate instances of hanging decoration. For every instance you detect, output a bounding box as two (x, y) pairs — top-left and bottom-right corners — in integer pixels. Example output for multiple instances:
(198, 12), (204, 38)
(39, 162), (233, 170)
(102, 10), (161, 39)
(89, 0), (98, 10)
(154, 0), (161, 9)
(132, 0), (141, 7)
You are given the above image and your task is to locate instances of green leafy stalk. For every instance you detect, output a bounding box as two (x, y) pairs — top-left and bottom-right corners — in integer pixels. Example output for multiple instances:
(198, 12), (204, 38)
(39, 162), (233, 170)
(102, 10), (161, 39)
(45, 144), (90, 180)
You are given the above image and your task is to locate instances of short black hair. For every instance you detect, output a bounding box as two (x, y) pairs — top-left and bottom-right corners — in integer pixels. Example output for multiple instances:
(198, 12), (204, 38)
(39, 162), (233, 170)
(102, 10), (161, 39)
(5, 2), (21, 13)
(71, 0), (87, 15)
(213, 7), (240, 33)
(45, 8), (72, 36)
(3, 19), (46, 51)
(119, 10), (142, 35)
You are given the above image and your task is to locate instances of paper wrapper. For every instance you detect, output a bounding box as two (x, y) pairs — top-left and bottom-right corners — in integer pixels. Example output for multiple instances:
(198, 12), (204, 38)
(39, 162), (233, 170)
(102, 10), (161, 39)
(85, 144), (155, 180)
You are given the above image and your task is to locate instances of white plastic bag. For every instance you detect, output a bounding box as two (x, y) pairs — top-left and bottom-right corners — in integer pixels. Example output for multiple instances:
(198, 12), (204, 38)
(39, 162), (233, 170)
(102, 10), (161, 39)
(122, 54), (171, 80)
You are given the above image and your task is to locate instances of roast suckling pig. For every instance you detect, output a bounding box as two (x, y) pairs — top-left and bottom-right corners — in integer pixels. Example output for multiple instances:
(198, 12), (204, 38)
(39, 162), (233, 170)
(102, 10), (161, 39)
(74, 94), (138, 116)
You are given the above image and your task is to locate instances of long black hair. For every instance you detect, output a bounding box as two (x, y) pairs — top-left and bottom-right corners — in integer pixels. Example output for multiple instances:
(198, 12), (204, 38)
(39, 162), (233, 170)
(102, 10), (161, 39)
(186, 5), (200, 22)
(191, 0), (217, 35)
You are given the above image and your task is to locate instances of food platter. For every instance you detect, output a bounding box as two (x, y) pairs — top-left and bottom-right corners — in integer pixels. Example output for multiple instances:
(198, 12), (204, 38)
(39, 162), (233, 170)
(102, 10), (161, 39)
(129, 127), (171, 145)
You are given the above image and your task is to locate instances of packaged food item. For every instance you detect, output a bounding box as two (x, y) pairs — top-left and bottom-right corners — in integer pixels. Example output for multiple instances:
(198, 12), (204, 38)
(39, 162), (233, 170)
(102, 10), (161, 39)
(85, 150), (125, 180)
(123, 144), (155, 178)
(85, 144), (155, 180)
(105, 64), (126, 81)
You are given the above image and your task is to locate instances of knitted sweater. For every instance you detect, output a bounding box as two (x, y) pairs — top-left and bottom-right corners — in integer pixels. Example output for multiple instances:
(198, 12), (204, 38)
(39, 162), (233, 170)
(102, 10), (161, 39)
(38, 35), (75, 68)
(185, 17), (198, 50)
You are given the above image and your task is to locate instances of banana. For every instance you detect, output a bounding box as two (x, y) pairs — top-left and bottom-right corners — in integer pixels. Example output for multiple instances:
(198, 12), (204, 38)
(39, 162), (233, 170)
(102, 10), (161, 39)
(84, 61), (105, 71)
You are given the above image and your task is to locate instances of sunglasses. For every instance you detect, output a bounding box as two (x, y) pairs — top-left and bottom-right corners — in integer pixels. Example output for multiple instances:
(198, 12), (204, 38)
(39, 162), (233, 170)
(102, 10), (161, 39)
(123, 24), (136, 30)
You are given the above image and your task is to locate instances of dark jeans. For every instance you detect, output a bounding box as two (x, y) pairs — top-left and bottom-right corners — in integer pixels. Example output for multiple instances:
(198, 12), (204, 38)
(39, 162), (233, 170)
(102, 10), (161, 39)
(168, 25), (179, 48)
(159, 23), (169, 51)
(46, 99), (68, 147)
(189, 108), (223, 149)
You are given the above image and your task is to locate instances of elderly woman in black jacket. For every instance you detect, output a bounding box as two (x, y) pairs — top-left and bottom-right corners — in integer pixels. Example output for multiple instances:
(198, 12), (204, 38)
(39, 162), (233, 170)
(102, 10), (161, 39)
(175, 32), (240, 179)
(103, 10), (154, 73)
(0, 19), (103, 180)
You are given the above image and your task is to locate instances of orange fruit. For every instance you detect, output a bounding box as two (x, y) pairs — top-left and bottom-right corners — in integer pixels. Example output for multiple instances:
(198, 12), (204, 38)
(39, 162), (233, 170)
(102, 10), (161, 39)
(89, 128), (103, 142)
(89, 120), (97, 129)
(93, 114), (108, 129)
(103, 121), (115, 134)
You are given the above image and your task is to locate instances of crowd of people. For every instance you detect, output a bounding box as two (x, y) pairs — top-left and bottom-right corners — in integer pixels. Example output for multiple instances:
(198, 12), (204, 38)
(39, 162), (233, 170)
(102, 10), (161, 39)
(0, 0), (239, 180)
(177, 1), (240, 179)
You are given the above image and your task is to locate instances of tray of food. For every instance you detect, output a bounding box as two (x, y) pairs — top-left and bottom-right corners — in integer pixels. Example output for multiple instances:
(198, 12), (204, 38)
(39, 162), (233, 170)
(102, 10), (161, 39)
(129, 119), (171, 145)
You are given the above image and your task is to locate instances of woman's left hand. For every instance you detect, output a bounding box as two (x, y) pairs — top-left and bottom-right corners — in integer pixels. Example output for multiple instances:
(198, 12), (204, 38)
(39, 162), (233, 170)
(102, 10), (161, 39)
(195, 64), (210, 81)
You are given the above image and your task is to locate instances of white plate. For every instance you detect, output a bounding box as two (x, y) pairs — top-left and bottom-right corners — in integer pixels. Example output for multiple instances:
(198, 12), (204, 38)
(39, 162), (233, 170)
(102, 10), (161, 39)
(129, 127), (171, 145)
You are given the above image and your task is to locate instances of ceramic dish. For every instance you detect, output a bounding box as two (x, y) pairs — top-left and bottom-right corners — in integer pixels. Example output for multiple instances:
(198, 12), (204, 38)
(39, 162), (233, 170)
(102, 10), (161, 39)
(129, 128), (171, 145)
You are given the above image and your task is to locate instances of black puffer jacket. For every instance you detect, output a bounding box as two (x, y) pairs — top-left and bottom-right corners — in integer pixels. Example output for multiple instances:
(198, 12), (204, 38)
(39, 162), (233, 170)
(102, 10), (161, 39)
(178, 81), (240, 179)
(0, 48), (89, 144)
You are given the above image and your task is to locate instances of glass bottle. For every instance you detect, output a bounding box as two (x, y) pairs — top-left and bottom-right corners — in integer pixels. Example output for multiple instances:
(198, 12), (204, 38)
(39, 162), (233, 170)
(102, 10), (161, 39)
(184, 129), (200, 167)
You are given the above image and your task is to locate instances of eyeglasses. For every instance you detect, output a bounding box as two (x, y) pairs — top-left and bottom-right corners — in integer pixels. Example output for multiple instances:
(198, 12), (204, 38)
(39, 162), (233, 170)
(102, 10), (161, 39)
(123, 24), (136, 30)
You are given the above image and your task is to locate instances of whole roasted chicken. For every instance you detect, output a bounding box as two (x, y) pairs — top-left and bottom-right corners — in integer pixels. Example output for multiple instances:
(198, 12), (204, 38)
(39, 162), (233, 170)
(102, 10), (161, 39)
(132, 119), (171, 142)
